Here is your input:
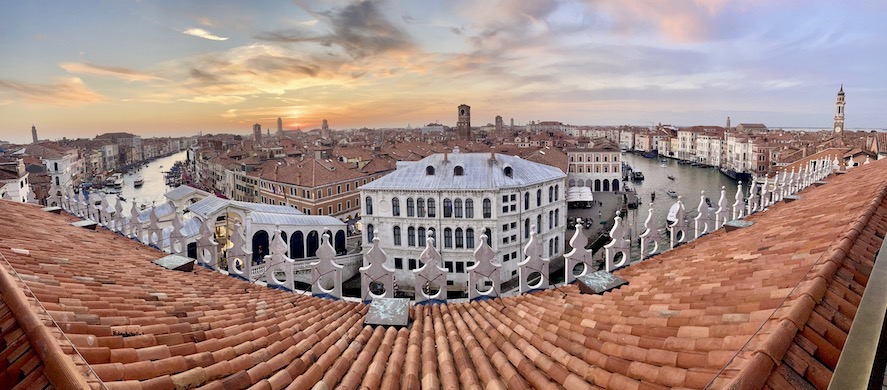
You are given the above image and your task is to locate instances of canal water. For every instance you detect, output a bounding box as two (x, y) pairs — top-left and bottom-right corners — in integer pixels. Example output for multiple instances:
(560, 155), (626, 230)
(112, 151), (187, 209)
(619, 153), (740, 250)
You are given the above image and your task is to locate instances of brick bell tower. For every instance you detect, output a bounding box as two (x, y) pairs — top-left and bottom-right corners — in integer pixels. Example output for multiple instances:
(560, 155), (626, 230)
(456, 104), (471, 141)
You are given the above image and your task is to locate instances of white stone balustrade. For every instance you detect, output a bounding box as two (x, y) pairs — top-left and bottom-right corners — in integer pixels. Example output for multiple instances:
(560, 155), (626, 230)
(468, 234), (500, 300)
(518, 228), (549, 293)
(129, 202), (141, 239)
(226, 223), (253, 280)
(715, 186), (729, 229)
(168, 213), (186, 255)
(564, 222), (595, 283)
(311, 231), (344, 299)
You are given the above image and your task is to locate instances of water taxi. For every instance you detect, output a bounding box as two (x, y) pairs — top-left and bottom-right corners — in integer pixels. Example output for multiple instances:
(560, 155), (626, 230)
(133, 176), (144, 188)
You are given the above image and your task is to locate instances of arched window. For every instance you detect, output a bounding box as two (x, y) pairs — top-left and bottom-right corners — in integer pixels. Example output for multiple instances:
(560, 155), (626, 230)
(291, 231), (304, 259)
(454, 199), (463, 218)
(549, 210), (554, 229)
(418, 227), (426, 247)
(554, 185), (559, 201)
(466, 228), (475, 249)
(426, 166), (435, 175)
(536, 215), (542, 233)
(524, 218), (530, 239)
(455, 228), (464, 248)
(252, 230), (269, 262)
(365, 196), (373, 215)
(406, 198), (415, 217)
(484, 228), (492, 246)
(407, 227), (416, 246)
(483, 198), (491, 218)
(524, 192), (530, 210)
(366, 225), (374, 244)
(536, 189), (542, 207)
(417, 198), (425, 217)
(454, 166), (464, 176)
(554, 209), (559, 226)
(307, 231), (319, 257)
(392, 197), (400, 216)
(444, 228), (453, 248)
(427, 198), (436, 217)
(443, 198), (453, 218)
(554, 237), (559, 256)
(504, 166), (513, 178)
(335, 230), (346, 255)
(393, 226), (402, 246)
(465, 199), (474, 218)
(548, 186), (553, 202)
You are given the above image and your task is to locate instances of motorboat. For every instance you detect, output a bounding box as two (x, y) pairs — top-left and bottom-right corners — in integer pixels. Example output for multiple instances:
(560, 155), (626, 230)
(666, 190), (678, 198)
(667, 175), (675, 180)
(133, 176), (144, 187)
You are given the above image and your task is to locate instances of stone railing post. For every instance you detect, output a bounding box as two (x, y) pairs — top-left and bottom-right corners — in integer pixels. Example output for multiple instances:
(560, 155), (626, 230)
(668, 197), (687, 249)
(168, 212), (186, 255)
(113, 198), (125, 233)
(760, 176), (771, 209)
(746, 182), (759, 216)
(732, 181), (745, 220)
(359, 231), (394, 302)
(196, 218), (218, 269)
(564, 222), (595, 283)
(226, 223), (253, 281)
(715, 186), (729, 229)
(694, 190), (713, 239)
(311, 231), (344, 299)
(414, 232), (447, 303)
(145, 206), (162, 247)
(264, 229), (294, 290)
(605, 215), (631, 272)
(518, 228), (549, 293)
(468, 234), (500, 300)
(639, 207), (663, 258)
(129, 202), (141, 239)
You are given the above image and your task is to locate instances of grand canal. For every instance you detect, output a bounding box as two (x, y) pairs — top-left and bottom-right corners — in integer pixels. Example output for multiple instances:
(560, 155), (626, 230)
(90, 151), (188, 210)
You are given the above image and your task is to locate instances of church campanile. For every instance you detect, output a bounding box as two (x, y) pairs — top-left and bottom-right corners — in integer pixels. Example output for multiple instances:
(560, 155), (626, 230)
(457, 104), (471, 140)
(834, 85), (845, 135)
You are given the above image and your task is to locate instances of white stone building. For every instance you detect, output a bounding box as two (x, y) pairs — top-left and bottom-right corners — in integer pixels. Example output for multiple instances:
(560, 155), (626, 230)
(565, 143), (623, 191)
(360, 149), (567, 293)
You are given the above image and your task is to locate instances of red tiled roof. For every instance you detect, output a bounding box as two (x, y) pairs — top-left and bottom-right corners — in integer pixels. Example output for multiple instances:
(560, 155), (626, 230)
(0, 160), (886, 388)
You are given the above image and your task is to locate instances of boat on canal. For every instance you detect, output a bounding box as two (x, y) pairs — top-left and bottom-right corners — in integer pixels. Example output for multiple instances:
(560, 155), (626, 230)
(666, 190), (678, 198)
(133, 176), (144, 187)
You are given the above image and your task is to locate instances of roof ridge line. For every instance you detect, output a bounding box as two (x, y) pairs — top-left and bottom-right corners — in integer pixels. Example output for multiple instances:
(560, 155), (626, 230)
(722, 168), (887, 389)
(0, 251), (92, 389)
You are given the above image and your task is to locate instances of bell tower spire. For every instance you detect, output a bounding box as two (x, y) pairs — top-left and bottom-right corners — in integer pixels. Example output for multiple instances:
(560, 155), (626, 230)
(834, 84), (845, 135)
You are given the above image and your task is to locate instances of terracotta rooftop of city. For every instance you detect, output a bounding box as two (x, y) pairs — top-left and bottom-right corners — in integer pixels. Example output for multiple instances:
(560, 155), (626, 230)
(1, 158), (886, 389)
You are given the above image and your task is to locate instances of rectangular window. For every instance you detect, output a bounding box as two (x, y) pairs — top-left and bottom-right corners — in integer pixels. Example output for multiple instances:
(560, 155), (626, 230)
(347, 200), (351, 209)
(503, 255), (509, 263)
(502, 195), (508, 203)
(502, 206), (508, 213)
(395, 258), (403, 269)
(510, 222), (516, 229)
(328, 206), (333, 215)
(456, 262), (465, 273)
(502, 224), (508, 231)
(510, 194), (516, 201)
(445, 261), (454, 273)
(409, 259), (417, 270)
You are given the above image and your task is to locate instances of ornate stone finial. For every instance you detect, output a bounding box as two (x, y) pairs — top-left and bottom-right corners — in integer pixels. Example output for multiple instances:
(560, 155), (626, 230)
(832, 154), (841, 172)
(746, 181), (759, 215)
(360, 234), (394, 302)
(694, 190), (712, 239)
(99, 195), (110, 226)
(605, 216), (631, 272)
(732, 181), (745, 220)
(167, 212), (186, 254)
(264, 229), (294, 290)
(468, 233), (500, 300)
(759, 176), (771, 208)
(226, 223), (253, 280)
(564, 220), (594, 283)
(146, 206), (162, 246)
(639, 207), (663, 258)
(113, 198), (124, 233)
(864, 156), (871, 165)
(196, 218), (218, 269)
(715, 186), (729, 229)
(846, 157), (854, 170)
(414, 232), (446, 303)
(668, 197), (687, 249)
(312, 231), (343, 299)
(518, 228), (549, 293)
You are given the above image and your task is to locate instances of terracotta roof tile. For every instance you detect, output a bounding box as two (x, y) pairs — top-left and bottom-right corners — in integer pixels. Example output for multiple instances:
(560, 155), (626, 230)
(2, 158), (887, 389)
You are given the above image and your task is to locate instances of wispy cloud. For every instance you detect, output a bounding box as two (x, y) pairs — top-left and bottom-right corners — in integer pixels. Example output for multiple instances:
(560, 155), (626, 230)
(0, 77), (104, 106)
(59, 62), (167, 82)
(178, 95), (245, 105)
(183, 28), (228, 41)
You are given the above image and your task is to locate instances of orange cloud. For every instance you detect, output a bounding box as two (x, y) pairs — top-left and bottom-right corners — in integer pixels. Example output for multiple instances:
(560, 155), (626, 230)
(0, 77), (104, 106)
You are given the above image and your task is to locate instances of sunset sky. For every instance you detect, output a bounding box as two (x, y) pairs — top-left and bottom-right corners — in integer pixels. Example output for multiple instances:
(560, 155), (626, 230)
(1, 0), (886, 144)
